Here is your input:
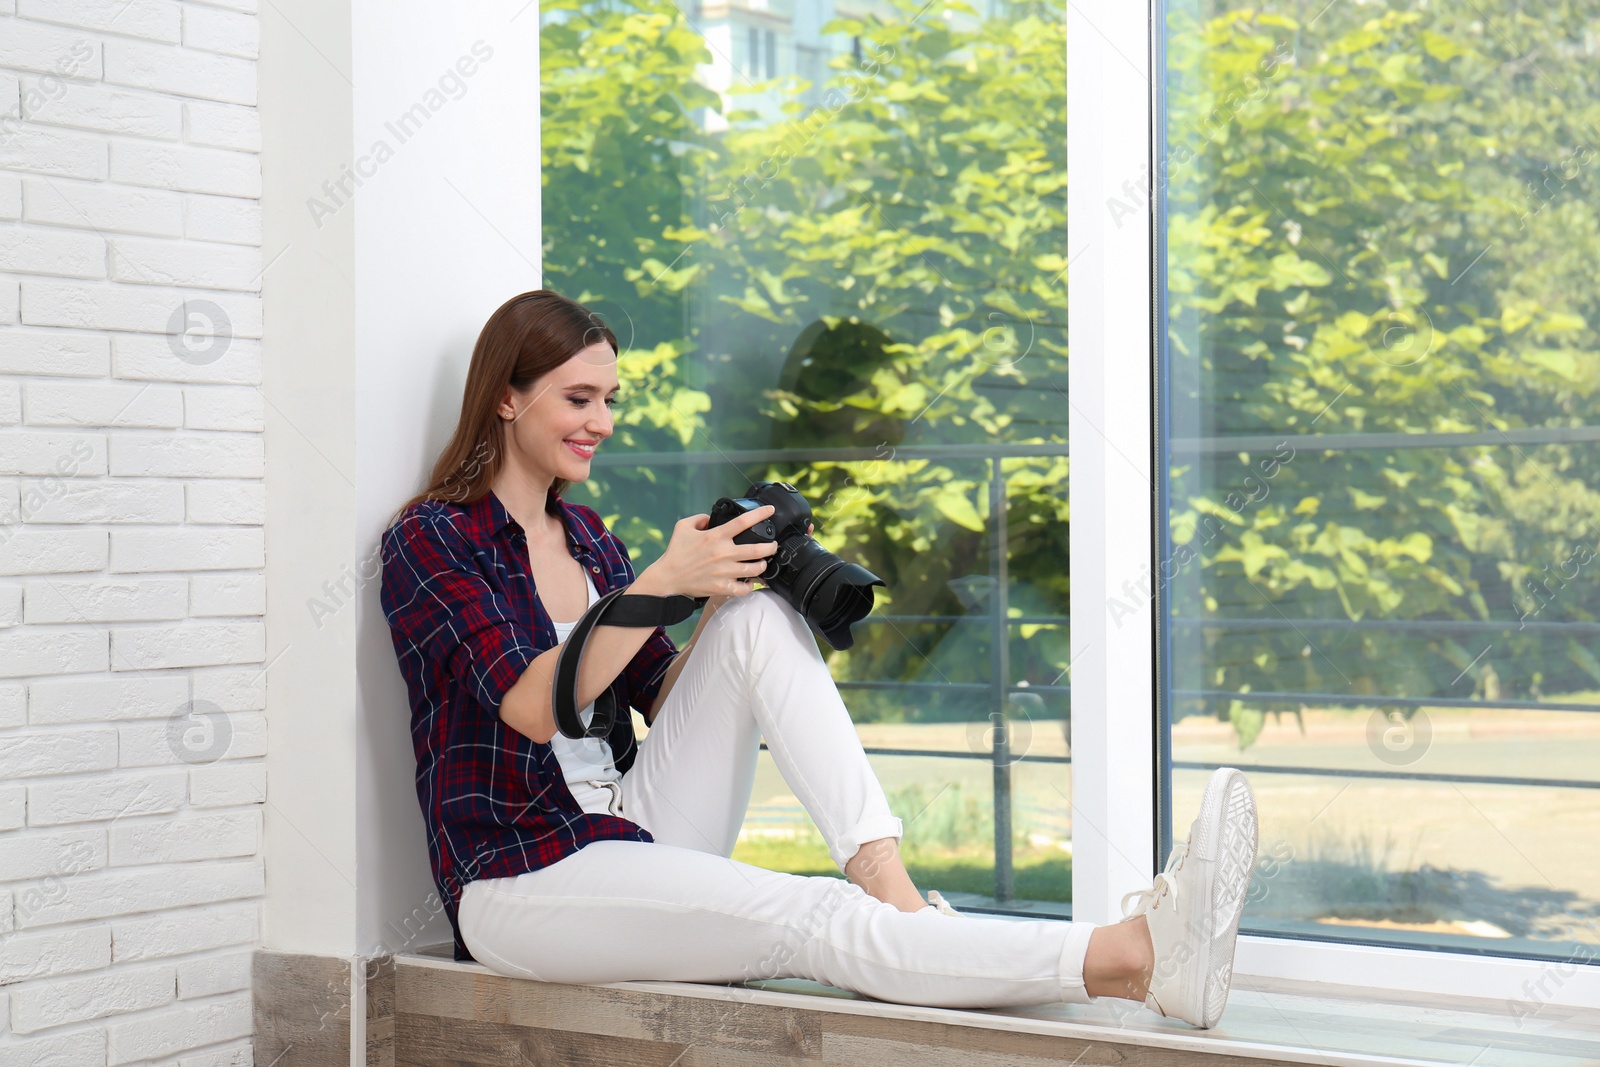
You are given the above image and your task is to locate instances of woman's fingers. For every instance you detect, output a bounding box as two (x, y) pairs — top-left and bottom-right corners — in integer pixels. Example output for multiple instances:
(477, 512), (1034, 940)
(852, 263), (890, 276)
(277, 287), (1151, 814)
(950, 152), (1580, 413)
(734, 504), (776, 531)
(670, 504), (807, 597)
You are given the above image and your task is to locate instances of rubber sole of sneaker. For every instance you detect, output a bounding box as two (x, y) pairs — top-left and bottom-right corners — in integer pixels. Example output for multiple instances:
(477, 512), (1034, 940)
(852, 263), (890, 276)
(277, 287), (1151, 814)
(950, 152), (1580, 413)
(1197, 767), (1259, 1028)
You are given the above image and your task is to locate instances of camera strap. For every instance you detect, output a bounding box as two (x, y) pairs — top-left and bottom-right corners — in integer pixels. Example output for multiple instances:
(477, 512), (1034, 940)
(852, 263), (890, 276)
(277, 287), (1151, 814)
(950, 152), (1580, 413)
(551, 588), (704, 741)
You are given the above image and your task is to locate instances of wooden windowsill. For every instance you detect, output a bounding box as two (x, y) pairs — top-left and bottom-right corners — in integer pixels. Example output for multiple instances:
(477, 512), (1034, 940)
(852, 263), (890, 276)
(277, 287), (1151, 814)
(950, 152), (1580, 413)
(396, 945), (1600, 1066)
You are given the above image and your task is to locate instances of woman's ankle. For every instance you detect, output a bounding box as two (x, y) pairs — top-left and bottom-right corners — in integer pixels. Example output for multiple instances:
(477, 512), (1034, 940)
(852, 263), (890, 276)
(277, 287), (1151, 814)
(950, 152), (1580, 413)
(844, 837), (925, 911)
(1083, 916), (1155, 1001)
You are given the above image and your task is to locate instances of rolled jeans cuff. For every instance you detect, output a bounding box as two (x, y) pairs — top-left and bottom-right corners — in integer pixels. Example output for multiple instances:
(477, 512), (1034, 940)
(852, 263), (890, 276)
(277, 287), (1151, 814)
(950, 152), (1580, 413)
(1057, 919), (1098, 1004)
(831, 813), (905, 872)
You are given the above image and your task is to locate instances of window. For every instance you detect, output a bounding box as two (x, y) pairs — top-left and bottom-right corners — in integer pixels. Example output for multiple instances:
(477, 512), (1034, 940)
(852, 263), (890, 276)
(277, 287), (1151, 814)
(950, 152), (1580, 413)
(541, 0), (1071, 916)
(539, 0), (1600, 1002)
(1159, 0), (1600, 962)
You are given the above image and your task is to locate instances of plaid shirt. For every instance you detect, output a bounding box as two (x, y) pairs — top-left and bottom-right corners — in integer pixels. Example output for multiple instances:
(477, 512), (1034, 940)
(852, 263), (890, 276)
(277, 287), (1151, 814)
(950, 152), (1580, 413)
(379, 488), (679, 961)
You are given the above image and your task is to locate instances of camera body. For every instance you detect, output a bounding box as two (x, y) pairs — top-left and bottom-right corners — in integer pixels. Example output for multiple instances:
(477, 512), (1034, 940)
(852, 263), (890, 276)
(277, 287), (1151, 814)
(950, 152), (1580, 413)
(706, 480), (884, 650)
(706, 480), (811, 583)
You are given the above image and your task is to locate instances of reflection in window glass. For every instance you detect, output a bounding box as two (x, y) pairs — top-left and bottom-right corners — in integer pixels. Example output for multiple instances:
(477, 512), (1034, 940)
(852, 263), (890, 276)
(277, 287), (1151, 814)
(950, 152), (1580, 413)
(541, 0), (1071, 914)
(1160, 1), (1600, 959)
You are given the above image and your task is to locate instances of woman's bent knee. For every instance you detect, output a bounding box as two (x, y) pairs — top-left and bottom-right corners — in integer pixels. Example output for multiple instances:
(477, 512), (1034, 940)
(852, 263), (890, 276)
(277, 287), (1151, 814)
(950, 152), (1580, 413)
(703, 588), (805, 648)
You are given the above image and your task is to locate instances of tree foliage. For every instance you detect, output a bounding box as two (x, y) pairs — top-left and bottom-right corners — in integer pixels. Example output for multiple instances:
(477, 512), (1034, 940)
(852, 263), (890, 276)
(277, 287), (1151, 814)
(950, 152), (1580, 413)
(1163, 3), (1600, 735)
(540, 0), (1600, 739)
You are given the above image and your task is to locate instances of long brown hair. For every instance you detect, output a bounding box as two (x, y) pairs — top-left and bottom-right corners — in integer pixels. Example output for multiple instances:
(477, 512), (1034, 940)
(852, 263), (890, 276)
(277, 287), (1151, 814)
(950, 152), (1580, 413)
(387, 289), (619, 529)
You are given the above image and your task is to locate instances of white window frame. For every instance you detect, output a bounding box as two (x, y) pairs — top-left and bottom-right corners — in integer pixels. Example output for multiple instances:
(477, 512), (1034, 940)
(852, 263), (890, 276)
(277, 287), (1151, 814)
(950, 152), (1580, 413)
(1066, 0), (1600, 1009)
(524, 0), (1599, 1012)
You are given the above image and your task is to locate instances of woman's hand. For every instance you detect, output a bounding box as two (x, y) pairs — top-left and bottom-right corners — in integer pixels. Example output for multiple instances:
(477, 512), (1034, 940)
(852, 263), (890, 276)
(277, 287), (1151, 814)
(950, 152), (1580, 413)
(636, 509), (817, 600)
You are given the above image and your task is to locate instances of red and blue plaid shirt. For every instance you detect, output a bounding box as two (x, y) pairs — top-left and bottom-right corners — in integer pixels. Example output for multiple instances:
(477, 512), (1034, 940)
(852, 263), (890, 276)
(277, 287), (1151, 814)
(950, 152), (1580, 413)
(379, 488), (678, 961)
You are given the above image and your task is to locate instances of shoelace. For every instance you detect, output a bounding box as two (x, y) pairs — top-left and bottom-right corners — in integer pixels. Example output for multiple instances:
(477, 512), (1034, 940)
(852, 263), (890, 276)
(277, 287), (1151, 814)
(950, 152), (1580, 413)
(1120, 839), (1189, 919)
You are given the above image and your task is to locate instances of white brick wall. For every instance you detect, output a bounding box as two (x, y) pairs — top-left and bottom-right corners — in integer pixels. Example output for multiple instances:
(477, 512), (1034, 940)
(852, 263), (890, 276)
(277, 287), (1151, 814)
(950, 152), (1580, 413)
(0, 3), (263, 1063)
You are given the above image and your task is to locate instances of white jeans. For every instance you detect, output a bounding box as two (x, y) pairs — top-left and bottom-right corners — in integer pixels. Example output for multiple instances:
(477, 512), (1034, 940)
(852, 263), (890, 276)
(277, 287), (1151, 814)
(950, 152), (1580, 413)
(458, 588), (1099, 1009)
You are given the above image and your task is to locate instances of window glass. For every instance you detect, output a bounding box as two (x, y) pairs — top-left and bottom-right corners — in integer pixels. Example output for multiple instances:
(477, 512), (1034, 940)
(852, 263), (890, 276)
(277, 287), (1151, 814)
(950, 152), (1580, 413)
(541, 0), (1072, 915)
(1160, 0), (1600, 959)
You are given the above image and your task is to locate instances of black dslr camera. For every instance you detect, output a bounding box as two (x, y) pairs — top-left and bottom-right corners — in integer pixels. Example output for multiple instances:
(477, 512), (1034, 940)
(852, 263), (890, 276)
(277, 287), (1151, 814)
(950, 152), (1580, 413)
(550, 480), (889, 740)
(706, 481), (885, 650)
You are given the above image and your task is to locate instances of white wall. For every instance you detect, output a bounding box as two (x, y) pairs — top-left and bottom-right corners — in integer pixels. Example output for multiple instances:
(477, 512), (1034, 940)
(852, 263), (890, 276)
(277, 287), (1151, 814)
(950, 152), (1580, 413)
(259, 0), (540, 985)
(348, 0), (541, 962)
(0, 0), (266, 1063)
(258, 0), (359, 965)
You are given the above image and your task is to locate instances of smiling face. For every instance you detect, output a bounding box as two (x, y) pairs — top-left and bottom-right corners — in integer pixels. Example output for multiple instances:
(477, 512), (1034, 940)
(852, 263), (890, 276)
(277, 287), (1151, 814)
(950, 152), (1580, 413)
(498, 340), (619, 490)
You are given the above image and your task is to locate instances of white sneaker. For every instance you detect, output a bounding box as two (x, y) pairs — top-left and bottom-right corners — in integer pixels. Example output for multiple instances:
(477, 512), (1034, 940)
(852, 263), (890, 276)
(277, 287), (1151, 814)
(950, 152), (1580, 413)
(1121, 767), (1259, 1028)
(925, 890), (961, 916)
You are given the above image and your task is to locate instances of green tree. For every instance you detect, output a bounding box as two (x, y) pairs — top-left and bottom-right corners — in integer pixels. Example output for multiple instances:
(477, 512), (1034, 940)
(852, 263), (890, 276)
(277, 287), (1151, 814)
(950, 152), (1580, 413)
(539, 0), (718, 551)
(1162, 3), (1600, 735)
(543, 0), (1073, 721)
(540, 0), (1600, 743)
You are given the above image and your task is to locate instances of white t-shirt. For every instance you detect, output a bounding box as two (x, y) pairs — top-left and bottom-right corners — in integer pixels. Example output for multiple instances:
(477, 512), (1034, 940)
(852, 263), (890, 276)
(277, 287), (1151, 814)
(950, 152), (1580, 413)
(547, 569), (626, 817)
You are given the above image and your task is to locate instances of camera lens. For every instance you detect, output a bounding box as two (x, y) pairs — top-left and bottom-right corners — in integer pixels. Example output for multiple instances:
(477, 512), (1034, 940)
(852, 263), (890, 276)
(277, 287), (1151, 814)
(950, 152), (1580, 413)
(709, 481), (885, 650)
(768, 537), (883, 650)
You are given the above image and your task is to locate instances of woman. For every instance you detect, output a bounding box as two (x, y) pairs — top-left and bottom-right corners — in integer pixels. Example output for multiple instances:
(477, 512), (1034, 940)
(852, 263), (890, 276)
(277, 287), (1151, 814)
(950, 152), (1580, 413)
(379, 289), (1260, 1028)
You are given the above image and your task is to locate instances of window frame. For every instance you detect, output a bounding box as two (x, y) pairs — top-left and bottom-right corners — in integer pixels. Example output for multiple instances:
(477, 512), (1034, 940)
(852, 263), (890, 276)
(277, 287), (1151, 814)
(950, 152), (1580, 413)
(1067, 0), (1600, 1009)
(530, 0), (1600, 1011)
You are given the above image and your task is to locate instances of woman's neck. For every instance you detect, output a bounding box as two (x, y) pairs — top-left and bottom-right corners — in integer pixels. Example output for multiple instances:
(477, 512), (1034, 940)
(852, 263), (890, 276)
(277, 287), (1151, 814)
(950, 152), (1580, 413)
(491, 471), (558, 542)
